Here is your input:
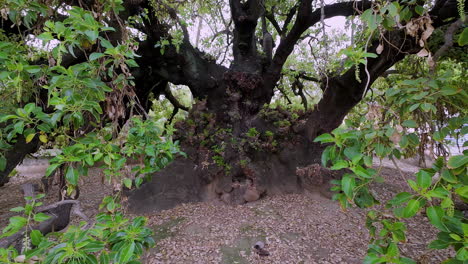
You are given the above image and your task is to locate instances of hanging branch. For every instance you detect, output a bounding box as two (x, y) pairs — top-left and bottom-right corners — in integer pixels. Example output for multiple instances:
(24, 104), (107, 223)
(292, 77), (308, 110)
(164, 85), (189, 126)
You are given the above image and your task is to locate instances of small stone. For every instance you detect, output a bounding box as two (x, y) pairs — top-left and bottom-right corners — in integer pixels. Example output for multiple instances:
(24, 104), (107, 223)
(221, 192), (231, 204)
(244, 188), (260, 202)
(254, 241), (265, 249)
(14, 255), (26, 263)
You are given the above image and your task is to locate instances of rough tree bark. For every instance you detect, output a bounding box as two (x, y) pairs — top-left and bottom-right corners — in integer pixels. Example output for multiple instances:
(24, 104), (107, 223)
(127, 0), (462, 213)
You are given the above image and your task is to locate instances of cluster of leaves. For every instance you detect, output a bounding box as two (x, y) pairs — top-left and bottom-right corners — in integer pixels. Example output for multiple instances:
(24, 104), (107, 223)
(0, 1), (183, 263)
(1, 195), (154, 264)
(315, 58), (467, 263)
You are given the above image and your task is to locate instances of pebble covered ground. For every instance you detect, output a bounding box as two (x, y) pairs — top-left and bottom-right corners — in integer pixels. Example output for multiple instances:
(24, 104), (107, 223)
(0, 158), (455, 263)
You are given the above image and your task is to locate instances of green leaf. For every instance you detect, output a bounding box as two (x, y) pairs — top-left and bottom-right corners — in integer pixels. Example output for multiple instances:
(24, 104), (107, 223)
(344, 147), (363, 164)
(416, 170), (432, 189)
(24, 103), (36, 113)
(65, 166), (79, 185)
(426, 187), (450, 199)
(415, 5), (424, 15)
(455, 186), (468, 199)
(426, 206), (448, 232)
(402, 199), (421, 218)
(386, 242), (399, 257)
(321, 146), (333, 166)
(313, 133), (334, 143)
(447, 155), (468, 169)
(402, 120), (417, 128)
(456, 247), (468, 261)
(342, 176), (355, 199)
(118, 241), (135, 263)
(387, 192), (413, 207)
(399, 257), (416, 264)
(351, 165), (374, 178)
(420, 103), (433, 112)
(375, 143), (385, 158)
(34, 213), (51, 222)
(25, 133), (36, 143)
(409, 103), (420, 111)
(83, 241), (105, 253)
(428, 239), (450, 249)
(123, 178), (132, 189)
(440, 85), (459, 95)
(30, 230), (43, 246)
(10, 206), (25, 212)
(100, 252), (110, 264)
(39, 134), (48, 143)
(388, 2), (399, 17)
(89, 52), (105, 61)
(0, 156), (6, 171)
(45, 163), (60, 177)
(331, 160), (348, 170)
(458, 27), (468, 46)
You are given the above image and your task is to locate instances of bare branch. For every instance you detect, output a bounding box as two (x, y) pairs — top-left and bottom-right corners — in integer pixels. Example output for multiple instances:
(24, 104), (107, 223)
(432, 19), (464, 65)
(265, 9), (283, 36)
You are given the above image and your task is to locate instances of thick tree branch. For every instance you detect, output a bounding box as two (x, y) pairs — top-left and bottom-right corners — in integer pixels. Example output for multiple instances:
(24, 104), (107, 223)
(303, 0), (463, 141)
(271, 0), (372, 77)
(229, 0), (263, 70)
(265, 10), (283, 36)
(432, 18), (465, 64)
(281, 4), (299, 37)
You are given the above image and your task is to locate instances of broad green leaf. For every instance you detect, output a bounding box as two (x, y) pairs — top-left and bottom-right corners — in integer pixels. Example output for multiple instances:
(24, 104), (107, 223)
(375, 143), (385, 158)
(89, 52), (105, 61)
(399, 257), (416, 264)
(65, 166), (79, 185)
(83, 241), (105, 253)
(457, 247), (468, 260)
(458, 27), (468, 46)
(24, 103), (36, 113)
(416, 170), (432, 189)
(387, 192), (413, 207)
(0, 156), (6, 171)
(351, 165), (374, 178)
(10, 206), (24, 212)
(426, 187), (449, 199)
(39, 134), (48, 143)
(402, 199), (421, 218)
(342, 176), (355, 199)
(415, 5), (424, 15)
(331, 160), (348, 170)
(123, 178), (132, 189)
(409, 103), (419, 111)
(420, 103), (432, 112)
(426, 206), (448, 232)
(25, 133), (36, 143)
(455, 186), (468, 199)
(30, 230), (43, 246)
(313, 133), (334, 143)
(402, 120), (417, 128)
(399, 135), (409, 148)
(386, 242), (399, 257)
(45, 163), (60, 177)
(118, 241), (135, 263)
(428, 239), (450, 249)
(34, 213), (51, 222)
(447, 155), (468, 169)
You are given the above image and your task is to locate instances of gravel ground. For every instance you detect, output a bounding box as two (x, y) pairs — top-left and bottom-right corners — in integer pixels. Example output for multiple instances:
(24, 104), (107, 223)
(1, 158), (456, 263)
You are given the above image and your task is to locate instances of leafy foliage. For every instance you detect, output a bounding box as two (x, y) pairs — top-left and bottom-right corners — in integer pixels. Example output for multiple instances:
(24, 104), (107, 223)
(315, 57), (467, 262)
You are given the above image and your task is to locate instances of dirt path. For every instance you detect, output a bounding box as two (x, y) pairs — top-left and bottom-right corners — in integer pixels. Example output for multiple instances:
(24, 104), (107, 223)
(0, 158), (455, 263)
